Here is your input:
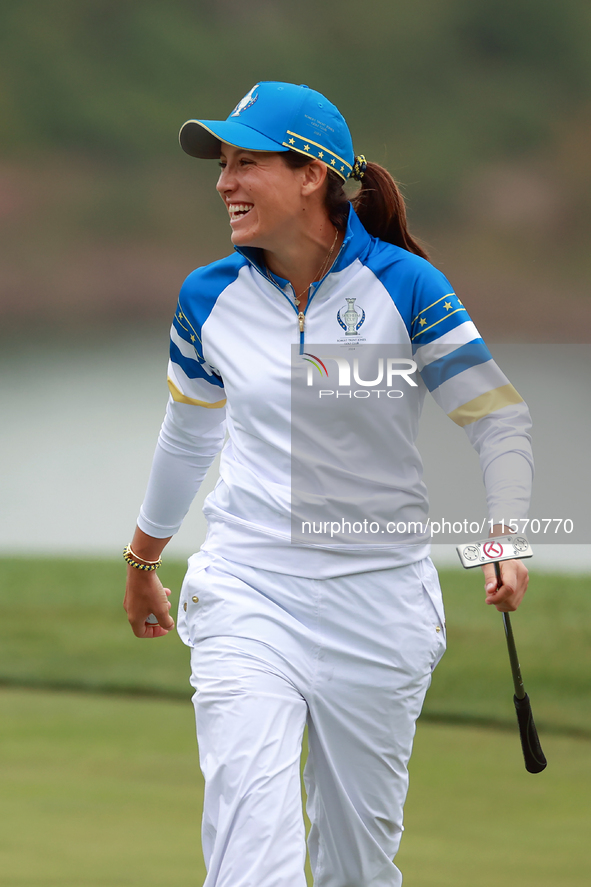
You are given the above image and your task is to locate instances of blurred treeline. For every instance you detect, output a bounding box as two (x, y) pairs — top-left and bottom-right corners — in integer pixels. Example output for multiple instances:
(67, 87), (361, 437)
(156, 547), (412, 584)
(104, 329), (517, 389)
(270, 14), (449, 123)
(0, 0), (590, 337)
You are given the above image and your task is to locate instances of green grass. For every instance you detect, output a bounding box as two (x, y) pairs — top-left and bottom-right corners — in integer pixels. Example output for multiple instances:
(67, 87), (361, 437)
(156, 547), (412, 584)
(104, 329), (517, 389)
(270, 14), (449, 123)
(0, 687), (204, 887)
(2, 557), (590, 885)
(0, 687), (589, 887)
(0, 557), (190, 697)
(425, 565), (591, 735)
(398, 723), (591, 887)
(1, 557), (590, 734)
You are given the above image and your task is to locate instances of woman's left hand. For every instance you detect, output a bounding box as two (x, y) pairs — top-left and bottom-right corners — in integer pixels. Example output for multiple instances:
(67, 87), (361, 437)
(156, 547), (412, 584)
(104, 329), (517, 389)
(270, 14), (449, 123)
(482, 558), (529, 612)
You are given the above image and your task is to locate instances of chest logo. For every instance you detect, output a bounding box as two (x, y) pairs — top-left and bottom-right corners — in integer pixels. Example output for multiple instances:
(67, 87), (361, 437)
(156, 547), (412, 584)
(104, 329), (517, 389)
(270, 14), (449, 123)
(230, 84), (259, 117)
(337, 297), (366, 336)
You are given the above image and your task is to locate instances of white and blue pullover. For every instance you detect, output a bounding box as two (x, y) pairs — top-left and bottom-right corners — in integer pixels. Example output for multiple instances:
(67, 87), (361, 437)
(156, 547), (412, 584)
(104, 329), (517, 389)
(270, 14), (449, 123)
(138, 207), (533, 577)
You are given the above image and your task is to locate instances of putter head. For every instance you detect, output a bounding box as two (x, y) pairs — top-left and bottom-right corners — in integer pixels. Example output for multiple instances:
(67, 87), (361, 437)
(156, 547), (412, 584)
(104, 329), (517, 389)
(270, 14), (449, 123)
(456, 534), (532, 568)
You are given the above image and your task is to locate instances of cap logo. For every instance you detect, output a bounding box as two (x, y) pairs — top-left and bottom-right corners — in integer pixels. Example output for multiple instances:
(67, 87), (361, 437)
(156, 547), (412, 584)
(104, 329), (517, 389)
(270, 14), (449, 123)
(230, 84), (259, 117)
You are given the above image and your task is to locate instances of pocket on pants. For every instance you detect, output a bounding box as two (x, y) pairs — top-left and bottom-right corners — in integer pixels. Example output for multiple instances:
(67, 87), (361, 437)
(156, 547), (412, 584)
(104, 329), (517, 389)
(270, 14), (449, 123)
(419, 560), (447, 670)
(177, 551), (211, 648)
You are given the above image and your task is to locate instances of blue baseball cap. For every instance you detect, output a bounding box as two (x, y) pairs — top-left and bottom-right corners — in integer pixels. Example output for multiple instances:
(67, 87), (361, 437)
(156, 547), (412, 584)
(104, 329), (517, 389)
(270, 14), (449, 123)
(179, 81), (355, 181)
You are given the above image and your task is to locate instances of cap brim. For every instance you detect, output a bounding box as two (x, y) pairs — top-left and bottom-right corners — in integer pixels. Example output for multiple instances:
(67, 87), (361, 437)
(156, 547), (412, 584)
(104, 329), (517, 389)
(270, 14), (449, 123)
(179, 119), (289, 158)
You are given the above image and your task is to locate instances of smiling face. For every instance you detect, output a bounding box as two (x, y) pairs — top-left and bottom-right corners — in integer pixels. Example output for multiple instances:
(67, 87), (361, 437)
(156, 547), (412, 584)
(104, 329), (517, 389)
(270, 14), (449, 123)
(216, 143), (324, 251)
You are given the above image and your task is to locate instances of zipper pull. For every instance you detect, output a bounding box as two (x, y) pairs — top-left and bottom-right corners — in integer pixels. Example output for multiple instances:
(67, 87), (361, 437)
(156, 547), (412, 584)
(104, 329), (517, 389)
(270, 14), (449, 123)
(298, 312), (305, 333)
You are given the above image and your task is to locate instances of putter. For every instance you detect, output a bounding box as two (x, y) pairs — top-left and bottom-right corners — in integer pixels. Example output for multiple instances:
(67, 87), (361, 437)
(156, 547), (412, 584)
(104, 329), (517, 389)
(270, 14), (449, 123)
(457, 534), (547, 774)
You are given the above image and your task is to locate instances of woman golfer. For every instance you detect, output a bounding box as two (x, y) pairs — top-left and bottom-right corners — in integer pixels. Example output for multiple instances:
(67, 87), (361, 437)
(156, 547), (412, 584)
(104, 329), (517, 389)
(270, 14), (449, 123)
(124, 82), (531, 887)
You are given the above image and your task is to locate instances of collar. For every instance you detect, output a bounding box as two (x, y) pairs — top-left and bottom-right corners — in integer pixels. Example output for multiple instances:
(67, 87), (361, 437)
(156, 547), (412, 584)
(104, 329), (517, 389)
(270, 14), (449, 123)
(234, 204), (373, 278)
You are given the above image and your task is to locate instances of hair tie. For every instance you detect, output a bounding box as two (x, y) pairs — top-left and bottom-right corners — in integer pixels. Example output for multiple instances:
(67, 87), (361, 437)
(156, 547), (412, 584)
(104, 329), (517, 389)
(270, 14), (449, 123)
(351, 154), (367, 181)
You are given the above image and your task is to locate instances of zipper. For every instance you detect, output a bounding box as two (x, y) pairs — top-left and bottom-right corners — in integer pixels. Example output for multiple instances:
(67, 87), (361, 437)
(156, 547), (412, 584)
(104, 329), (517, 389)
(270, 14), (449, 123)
(235, 233), (350, 354)
(298, 311), (305, 352)
(235, 246), (308, 352)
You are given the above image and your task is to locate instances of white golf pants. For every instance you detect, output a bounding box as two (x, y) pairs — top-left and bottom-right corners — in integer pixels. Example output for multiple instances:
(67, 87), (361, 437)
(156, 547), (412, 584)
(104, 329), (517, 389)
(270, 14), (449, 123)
(177, 552), (446, 887)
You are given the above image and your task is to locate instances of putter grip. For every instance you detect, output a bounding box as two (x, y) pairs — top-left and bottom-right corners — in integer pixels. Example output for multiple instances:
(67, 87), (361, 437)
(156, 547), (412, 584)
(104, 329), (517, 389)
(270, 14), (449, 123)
(513, 693), (547, 773)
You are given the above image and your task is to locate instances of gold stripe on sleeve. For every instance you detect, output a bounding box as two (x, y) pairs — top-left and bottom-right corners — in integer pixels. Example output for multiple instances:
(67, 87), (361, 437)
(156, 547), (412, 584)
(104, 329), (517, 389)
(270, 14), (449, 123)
(411, 307), (467, 341)
(167, 378), (227, 408)
(411, 293), (455, 326)
(447, 384), (523, 427)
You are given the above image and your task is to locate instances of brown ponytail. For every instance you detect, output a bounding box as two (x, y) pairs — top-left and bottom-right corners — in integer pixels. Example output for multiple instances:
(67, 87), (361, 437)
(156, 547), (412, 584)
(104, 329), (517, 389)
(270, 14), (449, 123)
(282, 152), (429, 260)
(352, 162), (429, 259)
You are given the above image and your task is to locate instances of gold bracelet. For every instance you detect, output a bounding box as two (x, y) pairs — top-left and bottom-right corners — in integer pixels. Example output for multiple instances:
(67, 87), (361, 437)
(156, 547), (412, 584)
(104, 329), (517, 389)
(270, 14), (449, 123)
(123, 544), (162, 572)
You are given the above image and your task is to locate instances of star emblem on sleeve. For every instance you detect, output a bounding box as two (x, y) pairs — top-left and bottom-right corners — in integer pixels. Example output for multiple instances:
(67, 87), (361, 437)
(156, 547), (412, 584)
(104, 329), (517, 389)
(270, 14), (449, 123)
(190, 334), (196, 343)
(419, 317), (427, 326)
(444, 301), (452, 311)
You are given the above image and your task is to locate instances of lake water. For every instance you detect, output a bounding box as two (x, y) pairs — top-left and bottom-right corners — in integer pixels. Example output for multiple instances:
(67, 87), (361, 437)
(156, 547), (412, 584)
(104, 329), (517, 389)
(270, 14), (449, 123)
(1, 332), (589, 572)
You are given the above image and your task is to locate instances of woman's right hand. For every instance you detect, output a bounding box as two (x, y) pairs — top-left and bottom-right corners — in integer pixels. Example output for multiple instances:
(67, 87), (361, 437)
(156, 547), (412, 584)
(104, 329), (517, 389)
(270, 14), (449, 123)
(124, 567), (175, 638)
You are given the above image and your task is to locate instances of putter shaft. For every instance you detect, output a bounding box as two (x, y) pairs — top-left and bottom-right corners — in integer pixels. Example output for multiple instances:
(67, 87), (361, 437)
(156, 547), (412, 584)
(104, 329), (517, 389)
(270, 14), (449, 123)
(494, 562), (525, 700)
(457, 543), (547, 772)
(502, 613), (525, 699)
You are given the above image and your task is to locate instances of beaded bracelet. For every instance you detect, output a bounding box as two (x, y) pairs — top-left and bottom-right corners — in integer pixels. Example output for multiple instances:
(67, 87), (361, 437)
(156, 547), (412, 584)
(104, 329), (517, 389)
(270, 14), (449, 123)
(123, 544), (162, 572)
